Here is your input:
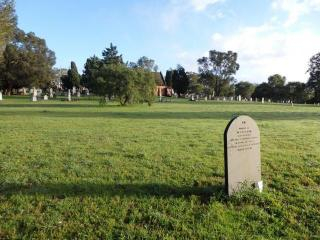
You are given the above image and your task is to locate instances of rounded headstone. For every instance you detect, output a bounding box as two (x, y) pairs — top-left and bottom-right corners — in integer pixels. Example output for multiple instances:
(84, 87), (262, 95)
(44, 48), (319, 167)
(224, 115), (262, 195)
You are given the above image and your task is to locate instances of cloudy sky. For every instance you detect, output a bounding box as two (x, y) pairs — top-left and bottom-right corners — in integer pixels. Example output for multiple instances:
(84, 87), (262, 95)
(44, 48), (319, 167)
(16, 0), (320, 83)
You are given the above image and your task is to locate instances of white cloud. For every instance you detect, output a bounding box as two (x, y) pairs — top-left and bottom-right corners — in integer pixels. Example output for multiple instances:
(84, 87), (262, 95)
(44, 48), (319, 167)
(211, 24), (320, 83)
(190, 0), (224, 11)
(272, 0), (320, 26)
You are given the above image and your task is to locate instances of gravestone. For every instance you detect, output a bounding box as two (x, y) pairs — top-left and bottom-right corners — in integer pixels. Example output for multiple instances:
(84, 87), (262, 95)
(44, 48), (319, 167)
(86, 89), (90, 96)
(238, 95), (242, 101)
(77, 91), (81, 98)
(68, 90), (71, 101)
(0, 91), (2, 101)
(72, 86), (76, 95)
(49, 88), (53, 98)
(261, 98), (264, 104)
(250, 97), (253, 102)
(224, 115), (263, 195)
(204, 96), (208, 101)
(43, 95), (48, 101)
(32, 87), (37, 102)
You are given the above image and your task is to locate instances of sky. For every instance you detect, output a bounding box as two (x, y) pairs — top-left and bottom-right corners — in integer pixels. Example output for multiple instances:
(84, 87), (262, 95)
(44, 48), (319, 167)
(15, 0), (320, 83)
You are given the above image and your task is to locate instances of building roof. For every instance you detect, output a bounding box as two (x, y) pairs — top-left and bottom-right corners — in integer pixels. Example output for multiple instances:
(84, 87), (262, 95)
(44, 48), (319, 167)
(153, 72), (166, 86)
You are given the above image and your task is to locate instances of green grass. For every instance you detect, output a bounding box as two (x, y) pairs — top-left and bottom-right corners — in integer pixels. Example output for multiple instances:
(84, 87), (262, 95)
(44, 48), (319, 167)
(0, 97), (319, 239)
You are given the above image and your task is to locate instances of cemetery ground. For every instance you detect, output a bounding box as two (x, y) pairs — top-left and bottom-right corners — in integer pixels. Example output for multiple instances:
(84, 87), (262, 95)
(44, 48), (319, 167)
(0, 97), (319, 239)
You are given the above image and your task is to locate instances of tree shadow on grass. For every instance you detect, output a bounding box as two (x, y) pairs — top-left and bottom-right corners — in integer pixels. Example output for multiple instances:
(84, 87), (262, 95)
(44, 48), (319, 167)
(0, 110), (319, 120)
(0, 182), (226, 203)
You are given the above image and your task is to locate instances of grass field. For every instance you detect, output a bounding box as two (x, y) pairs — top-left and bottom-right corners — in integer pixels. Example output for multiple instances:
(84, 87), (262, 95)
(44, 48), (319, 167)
(0, 97), (319, 239)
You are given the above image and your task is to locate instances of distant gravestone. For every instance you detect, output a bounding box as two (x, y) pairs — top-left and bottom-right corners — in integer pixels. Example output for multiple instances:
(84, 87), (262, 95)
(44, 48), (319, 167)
(224, 116), (263, 195)
(43, 95), (48, 101)
(49, 88), (53, 98)
(72, 86), (76, 95)
(0, 91), (2, 101)
(77, 91), (81, 98)
(204, 96), (208, 101)
(32, 87), (37, 102)
(238, 95), (242, 101)
(68, 90), (71, 101)
(261, 98), (265, 104)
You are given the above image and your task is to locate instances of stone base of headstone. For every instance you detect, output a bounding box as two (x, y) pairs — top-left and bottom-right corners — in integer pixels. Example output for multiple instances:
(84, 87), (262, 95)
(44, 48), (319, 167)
(255, 181), (263, 193)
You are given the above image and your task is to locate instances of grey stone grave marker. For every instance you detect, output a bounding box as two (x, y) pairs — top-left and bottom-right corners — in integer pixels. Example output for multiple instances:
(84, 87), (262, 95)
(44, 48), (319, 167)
(0, 91), (2, 101)
(224, 115), (263, 195)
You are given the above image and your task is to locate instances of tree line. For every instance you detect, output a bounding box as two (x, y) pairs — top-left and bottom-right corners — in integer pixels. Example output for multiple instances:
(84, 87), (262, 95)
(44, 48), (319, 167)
(1, 0), (320, 104)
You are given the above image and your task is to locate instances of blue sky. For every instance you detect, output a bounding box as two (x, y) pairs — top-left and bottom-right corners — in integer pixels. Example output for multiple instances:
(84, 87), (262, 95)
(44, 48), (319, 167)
(16, 0), (320, 83)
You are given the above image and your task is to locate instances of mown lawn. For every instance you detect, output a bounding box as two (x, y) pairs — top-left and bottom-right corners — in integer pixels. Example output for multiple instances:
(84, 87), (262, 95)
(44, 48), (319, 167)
(0, 97), (319, 239)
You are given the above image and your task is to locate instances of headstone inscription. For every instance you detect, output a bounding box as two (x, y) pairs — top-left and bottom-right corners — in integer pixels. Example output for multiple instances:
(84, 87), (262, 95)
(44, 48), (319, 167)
(224, 115), (263, 196)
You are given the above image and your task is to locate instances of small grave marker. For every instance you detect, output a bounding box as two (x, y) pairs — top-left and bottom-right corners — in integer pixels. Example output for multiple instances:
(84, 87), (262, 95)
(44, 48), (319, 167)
(224, 115), (263, 195)
(0, 91), (2, 101)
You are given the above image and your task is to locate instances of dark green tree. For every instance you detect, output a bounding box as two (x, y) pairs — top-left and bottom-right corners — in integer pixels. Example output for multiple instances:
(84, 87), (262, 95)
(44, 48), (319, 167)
(187, 72), (203, 94)
(198, 50), (239, 96)
(235, 81), (255, 99)
(267, 74), (286, 101)
(102, 43), (123, 65)
(172, 65), (189, 96)
(307, 52), (320, 102)
(284, 82), (310, 103)
(165, 70), (173, 87)
(0, 29), (56, 93)
(252, 83), (272, 99)
(62, 61), (80, 89)
(268, 74), (286, 88)
(81, 55), (102, 89)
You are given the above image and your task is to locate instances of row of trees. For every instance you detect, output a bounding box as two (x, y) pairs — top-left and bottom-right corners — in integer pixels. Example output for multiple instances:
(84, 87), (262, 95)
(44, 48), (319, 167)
(164, 50), (319, 103)
(0, 0), (56, 93)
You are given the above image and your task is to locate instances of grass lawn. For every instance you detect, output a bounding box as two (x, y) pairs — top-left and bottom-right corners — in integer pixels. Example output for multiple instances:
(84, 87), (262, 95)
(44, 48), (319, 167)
(0, 97), (319, 239)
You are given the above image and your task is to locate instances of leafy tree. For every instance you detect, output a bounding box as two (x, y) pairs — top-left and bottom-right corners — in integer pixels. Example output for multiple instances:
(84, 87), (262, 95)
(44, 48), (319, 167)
(165, 70), (173, 87)
(102, 43), (123, 65)
(81, 55), (102, 89)
(137, 56), (158, 72)
(268, 74), (286, 88)
(0, 0), (17, 60)
(285, 82), (310, 103)
(92, 64), (155, 105)
(267, 74), (286, 101)
(172, 65), (189, 97)
(0, 29), (56, 93)
(198, 50), (239, 96)
(252, 83), (272, 99)
(187, 72), (203, 94)
(235, 81), (255, 99)
(307, 52), (320, 102)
